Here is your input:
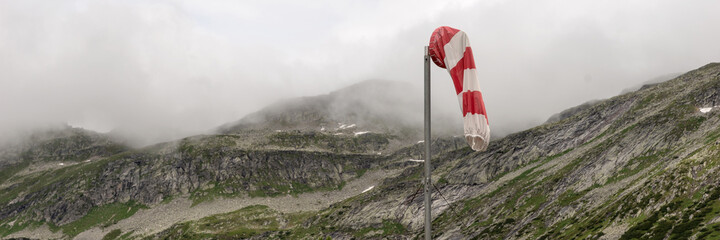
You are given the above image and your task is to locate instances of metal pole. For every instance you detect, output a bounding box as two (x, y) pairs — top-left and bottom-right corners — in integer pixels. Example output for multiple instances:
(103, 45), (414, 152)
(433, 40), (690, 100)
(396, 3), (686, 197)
(423, 46), (432, 240)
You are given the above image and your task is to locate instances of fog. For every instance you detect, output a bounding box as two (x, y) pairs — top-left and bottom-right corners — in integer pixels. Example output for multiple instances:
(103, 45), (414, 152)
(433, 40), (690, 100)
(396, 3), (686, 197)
(1, 0), (719, 146)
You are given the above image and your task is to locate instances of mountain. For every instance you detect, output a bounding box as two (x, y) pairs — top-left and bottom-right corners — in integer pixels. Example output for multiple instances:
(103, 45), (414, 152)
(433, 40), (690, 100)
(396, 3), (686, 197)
(0, 125), (128, 183)
(1, 63), (719, 240)
(0, 80), (451, 239)
(544, 99), (601, 124)
(218, 80), (466, 140)
(619, 72), (683, 95)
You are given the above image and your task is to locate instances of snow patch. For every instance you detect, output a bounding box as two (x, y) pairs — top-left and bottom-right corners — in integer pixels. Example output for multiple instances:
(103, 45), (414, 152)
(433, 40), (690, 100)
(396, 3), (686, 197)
(59, 163), (64, 166)
(334, 133), (344, 136)
(362, 186), (374, 193)
(320, 127), (325, 131)
(700, 107), (713, 113)
(408, 159), (424, 163)
(337, 123), (357, 130)
(417, 140), (424, 144)
(354, 131), (370, 136)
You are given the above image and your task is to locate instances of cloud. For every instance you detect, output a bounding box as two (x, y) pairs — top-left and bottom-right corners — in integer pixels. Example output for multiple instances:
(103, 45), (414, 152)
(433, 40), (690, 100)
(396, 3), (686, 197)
(0, 1), (282, 145)
(1, 0), (719, 146)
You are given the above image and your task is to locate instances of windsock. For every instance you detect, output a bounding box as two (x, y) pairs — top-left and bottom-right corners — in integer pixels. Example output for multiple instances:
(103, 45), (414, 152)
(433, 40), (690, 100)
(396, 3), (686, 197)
(428, 26), (490, 151)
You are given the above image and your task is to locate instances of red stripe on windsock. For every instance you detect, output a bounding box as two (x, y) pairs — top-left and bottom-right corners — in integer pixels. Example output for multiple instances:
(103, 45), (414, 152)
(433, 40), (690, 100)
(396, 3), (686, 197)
(448, 47), (477, 94)
(462, 91), (488, 121)
(428, 27), (460, 69)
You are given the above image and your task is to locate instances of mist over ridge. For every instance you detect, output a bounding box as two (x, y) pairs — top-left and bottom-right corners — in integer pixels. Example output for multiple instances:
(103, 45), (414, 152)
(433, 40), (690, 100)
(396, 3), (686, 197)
(2, 0), (720, 147)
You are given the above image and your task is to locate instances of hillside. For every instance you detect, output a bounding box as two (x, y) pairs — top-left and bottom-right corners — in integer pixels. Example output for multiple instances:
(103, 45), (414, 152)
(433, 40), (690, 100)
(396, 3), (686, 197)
(1, 63), (719, 240)
(273, 62), (720, 239)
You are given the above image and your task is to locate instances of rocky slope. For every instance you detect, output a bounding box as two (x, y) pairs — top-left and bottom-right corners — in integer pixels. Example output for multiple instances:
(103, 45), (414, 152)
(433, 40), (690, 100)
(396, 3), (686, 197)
(267, 62), (720, 239)
(1, 63), (720, 240)
(0, 129), (396, 238)
(150, 62), (720, 239)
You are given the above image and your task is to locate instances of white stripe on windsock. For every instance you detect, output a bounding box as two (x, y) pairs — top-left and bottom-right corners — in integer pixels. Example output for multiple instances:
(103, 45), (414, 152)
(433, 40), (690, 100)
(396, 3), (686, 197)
(443, 31), (469, 71)
(462, 68), (481, 92)
(457, 94), (464, 112)
(463, 113), (490, 151)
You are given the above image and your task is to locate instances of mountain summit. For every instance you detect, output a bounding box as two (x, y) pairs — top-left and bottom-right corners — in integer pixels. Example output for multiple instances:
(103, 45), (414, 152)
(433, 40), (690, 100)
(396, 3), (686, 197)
(1, 63), (720, 239)
(219, 79), (463, 138)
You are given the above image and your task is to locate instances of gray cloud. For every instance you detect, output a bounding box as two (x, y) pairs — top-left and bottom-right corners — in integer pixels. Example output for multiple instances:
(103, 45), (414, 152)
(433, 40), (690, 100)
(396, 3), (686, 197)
(1, 0), (719, 146)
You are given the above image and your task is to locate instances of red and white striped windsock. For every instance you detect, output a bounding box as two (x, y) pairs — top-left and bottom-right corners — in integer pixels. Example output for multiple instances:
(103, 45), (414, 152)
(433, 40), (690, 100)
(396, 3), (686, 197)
(429, 26), (490, 151)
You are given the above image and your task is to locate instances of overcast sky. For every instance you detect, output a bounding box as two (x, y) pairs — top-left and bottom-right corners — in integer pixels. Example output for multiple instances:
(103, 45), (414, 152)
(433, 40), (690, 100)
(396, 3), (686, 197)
(1, 0), (719, 146)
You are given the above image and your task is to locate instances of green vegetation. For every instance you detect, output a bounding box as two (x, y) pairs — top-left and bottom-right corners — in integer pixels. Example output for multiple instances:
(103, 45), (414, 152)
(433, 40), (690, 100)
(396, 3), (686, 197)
(281, 197), (368, 239)
(0, 160), (30, 184)
(697, 222), (720, 240)
(618, 192), (720, 240)
(520, 193), (547, 212)
(353, 219), (407, 238)
(558, 189), (586, 206)
(606, 151), (665, 185)
(102, 229), (122, 240)
(355, 168), (367, 178)
(178, 135), (239, 159)
(635, 92), (660, 111)
(190, 178), (346, 206)
(0, 154), (118, 207)
(0, 220), (44, 238)
(704, 126), (720, 144)
(261, 131), (391, 153)
(195, 205), (282, 238)
(151, 205), (317, 239)
(60, 200), (147, 237)
(477, 218), (517, 238)
(667, 116), (706, 140)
